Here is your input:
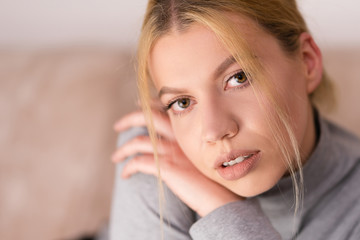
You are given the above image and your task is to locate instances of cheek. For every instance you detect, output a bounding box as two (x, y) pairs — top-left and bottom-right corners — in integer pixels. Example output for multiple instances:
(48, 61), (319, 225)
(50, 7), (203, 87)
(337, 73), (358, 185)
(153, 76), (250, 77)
(171, 118), (202, 161)
(282, 78), (310, 140)
(267, 62), (310, 141)
(170, 116), (215, 178)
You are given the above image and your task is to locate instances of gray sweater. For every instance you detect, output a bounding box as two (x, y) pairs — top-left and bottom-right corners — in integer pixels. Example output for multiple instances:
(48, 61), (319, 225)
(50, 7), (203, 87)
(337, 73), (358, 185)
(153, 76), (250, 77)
(109, 117), (360, 239)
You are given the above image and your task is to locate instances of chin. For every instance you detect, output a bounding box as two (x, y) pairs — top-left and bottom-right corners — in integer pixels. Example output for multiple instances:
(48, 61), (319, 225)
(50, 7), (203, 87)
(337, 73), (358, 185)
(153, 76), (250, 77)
(228, 176), (282, 198)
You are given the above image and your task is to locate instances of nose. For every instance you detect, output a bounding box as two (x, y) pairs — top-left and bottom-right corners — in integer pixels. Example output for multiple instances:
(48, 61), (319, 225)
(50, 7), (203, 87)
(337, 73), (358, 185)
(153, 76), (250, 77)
(200, 98), (239, 144)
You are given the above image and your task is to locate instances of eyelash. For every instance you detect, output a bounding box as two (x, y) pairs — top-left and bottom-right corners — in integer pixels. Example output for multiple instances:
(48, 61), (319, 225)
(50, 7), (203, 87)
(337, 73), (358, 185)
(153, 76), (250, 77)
(164, 70), (250, 116)
(224, 70), (250, 91)
(164, 96), (194, 116)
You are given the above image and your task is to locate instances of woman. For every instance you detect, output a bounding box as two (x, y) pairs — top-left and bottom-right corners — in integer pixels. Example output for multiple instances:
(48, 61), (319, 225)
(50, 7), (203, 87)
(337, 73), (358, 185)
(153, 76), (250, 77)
(110, 0), (360, 239)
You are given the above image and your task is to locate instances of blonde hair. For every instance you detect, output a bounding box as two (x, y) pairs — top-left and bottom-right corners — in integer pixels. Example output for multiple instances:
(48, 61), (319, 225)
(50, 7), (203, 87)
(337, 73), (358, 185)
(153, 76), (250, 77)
(136, 0), (334, 234)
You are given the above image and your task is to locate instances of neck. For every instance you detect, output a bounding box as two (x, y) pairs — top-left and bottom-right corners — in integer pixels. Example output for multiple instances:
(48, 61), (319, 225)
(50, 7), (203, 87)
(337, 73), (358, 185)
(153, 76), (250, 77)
(300, 105), (319, 166)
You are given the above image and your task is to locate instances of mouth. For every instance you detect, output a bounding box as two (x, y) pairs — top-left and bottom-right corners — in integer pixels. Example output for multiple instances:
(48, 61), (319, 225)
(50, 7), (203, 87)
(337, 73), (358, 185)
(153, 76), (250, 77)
(221, 153), (254, 167)
(215, 150), (261, 181)
(215, 150), (260, 169)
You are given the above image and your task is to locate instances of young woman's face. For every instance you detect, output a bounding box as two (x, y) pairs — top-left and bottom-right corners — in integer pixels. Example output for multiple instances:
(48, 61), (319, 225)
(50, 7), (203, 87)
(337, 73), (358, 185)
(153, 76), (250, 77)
(149, 16), (317, 197)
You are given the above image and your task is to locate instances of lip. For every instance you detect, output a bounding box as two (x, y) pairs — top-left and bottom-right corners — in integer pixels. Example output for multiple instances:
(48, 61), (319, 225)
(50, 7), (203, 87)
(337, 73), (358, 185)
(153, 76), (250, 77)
(215, 150), (261, 181)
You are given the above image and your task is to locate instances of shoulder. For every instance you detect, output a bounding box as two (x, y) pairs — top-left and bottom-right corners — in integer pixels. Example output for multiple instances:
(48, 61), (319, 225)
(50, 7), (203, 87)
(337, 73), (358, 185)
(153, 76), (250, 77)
(299, 117), (360, 239)
(320, 116), (360, 211)
(320, 117), (360, 163)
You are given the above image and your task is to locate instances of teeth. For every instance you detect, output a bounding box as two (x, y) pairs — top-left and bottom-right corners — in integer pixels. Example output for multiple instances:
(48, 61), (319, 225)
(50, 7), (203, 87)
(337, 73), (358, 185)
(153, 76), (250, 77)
(222, 154), (252, 167)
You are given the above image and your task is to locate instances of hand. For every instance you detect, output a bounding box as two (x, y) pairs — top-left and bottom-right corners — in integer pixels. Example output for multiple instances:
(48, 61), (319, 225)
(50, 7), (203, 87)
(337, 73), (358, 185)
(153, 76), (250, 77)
(112, 108), (243, 217)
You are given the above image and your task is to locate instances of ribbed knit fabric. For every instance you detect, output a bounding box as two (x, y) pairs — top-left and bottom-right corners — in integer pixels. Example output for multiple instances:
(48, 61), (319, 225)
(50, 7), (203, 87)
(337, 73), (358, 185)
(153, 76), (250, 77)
(110, 117), (360, 239)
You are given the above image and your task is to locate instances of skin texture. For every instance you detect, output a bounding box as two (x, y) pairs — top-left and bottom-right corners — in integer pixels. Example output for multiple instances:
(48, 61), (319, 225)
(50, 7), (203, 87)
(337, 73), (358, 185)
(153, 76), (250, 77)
(112, 15), (323, 217)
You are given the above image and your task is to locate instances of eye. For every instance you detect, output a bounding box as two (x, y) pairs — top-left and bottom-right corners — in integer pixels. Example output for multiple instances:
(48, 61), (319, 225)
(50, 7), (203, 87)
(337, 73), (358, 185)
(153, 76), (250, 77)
(166, 97), (193, 115)
(174, 98), (190, 110)
(225, 70), (249, 90)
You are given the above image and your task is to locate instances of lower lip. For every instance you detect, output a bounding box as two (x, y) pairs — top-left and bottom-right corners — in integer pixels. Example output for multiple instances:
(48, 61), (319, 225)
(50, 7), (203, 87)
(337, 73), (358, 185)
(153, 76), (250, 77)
(216, 152), (261, 181)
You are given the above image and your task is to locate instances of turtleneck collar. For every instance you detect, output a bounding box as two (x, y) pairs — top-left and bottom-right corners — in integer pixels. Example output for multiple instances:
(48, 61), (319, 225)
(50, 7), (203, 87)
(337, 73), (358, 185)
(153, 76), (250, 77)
(257, 113), (360, 238)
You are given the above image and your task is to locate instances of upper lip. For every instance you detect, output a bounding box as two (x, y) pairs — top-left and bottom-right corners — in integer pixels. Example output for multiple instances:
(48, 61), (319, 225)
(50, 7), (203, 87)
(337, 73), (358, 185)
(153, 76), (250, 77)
(214, 149), (260, 169)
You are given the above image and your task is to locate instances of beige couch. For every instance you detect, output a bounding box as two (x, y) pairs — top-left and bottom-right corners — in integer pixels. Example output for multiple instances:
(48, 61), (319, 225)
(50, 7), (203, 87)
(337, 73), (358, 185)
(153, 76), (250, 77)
(0, 47), (359, 240)
(0, 48), (137, 240)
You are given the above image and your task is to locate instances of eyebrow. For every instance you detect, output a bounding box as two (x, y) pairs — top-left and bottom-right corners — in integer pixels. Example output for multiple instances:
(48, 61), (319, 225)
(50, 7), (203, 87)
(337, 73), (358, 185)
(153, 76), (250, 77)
(213, 55), (237, 79)
(158, 55), (237, 98)
(158, 86), (187, 98)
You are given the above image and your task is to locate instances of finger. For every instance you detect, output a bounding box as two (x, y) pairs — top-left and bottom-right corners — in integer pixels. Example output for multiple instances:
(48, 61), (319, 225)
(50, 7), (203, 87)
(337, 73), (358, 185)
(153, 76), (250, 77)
(113, 110), (143, 131)
(111, 136), (172, 163)
(114, 110), (175, 140)
(121, 154), (159, 179)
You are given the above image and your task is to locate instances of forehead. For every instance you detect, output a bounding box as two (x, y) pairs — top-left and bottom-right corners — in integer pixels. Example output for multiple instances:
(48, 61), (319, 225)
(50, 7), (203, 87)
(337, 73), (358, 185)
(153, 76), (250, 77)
(148, 15), (282, 89)
(149, 24), (227, 85)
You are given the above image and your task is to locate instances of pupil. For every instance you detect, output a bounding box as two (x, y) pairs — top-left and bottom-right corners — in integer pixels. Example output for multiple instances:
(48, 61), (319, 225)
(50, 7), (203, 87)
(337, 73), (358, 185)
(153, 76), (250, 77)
(179, 99), (189, 108)
(236, 72), (246, 83)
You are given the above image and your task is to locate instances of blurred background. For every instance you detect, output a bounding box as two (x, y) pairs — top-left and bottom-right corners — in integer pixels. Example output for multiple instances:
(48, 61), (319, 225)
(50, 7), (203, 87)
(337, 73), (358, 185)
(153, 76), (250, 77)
(0, 0), (359, 239)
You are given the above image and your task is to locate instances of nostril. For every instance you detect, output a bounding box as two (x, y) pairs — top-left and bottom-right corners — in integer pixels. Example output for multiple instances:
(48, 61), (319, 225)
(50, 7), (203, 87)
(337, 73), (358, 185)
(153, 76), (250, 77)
(202, 121), (239, 143)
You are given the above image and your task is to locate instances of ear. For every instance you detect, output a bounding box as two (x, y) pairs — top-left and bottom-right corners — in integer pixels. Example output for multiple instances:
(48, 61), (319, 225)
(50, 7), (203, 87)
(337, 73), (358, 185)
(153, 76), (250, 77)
(298, 32), (323, 94)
